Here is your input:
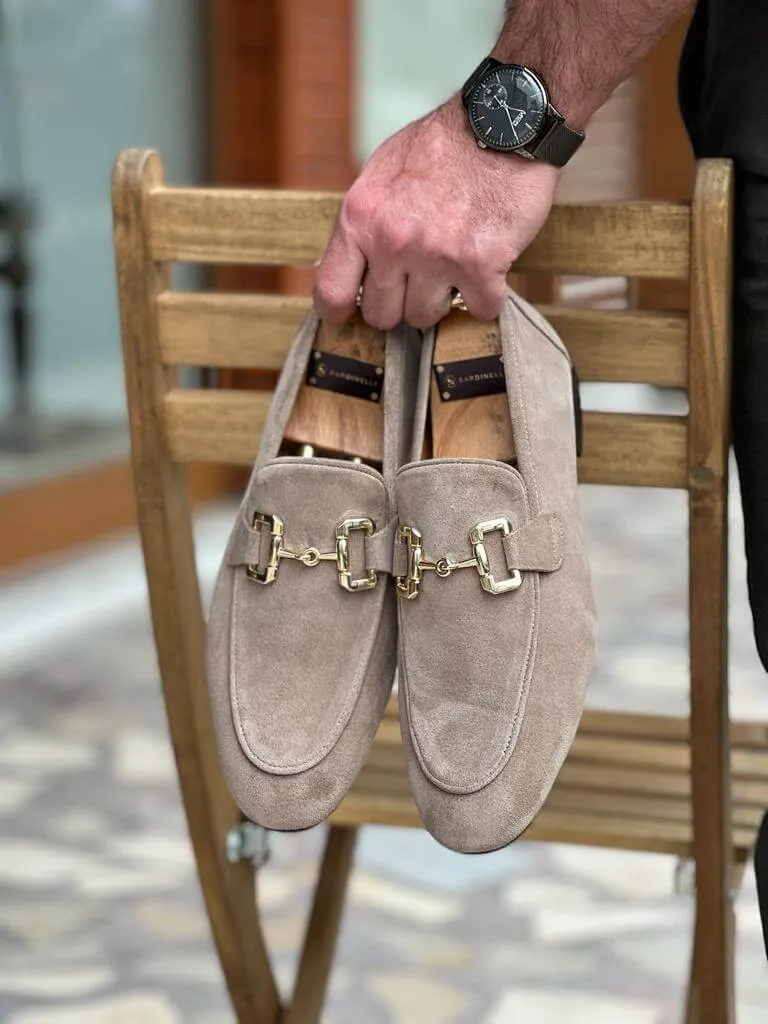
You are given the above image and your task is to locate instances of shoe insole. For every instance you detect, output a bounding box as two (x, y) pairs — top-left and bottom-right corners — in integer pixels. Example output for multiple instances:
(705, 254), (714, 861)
(284, 311), (385, 463)
(430, 309), (516, 462)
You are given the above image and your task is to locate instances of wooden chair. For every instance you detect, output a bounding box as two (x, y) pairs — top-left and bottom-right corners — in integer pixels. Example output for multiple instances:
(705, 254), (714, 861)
(113, 148), (764, 1024)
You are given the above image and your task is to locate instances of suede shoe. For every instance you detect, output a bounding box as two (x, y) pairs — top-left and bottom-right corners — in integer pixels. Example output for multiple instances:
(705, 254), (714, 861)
(394, 290), (596, 853)
(207, 309), (420, 831)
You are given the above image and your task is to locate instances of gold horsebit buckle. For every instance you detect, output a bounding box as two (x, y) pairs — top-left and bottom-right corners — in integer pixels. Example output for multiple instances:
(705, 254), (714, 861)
(246, 512), (378, 592)
(395, 518), (523, 600)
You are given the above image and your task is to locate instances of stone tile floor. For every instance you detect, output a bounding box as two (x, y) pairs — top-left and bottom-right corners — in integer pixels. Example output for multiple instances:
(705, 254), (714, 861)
(1, 460), (768, 1022)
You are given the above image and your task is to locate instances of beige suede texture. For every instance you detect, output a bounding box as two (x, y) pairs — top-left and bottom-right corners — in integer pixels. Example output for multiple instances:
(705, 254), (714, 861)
(396, 290), (597, 853)
(206, 310), (420, 831)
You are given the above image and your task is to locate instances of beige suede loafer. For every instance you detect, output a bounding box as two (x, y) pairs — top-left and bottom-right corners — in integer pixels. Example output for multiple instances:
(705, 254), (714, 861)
(394, 290), (596, 853)
(207, 309), (420, 831)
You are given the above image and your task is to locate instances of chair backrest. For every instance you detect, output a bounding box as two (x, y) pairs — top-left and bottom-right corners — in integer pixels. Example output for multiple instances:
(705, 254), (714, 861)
(112, 142), (733, 734)
(112, 148), (734, 1023)
(114, 151), (731, 488)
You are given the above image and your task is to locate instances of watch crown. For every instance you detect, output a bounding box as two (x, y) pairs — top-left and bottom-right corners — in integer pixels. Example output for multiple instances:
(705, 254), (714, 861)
(477, 140), (488, 150)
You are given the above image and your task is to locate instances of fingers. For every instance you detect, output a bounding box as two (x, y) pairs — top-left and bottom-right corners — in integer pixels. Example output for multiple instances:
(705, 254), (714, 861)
(359, 262), (407, 330)
(314, 230), (366, 324)
(403, 275), (454, 330)
(454, 273), (508, 323)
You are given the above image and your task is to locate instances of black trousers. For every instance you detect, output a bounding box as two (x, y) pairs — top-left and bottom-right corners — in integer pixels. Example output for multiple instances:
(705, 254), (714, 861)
(679, 0), (768, 952)
(680, 0), (768, 671)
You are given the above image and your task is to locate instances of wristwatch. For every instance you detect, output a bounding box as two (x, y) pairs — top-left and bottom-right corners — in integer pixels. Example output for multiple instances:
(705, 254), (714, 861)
(461, 58), (585, 167)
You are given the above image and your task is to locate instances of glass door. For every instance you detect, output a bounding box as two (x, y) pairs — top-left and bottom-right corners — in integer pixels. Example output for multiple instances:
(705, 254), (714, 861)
(0, 0), (203, 488)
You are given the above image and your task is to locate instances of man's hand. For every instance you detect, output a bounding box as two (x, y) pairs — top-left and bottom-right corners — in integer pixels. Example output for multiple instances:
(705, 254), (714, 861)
(314, 97), (559, 330)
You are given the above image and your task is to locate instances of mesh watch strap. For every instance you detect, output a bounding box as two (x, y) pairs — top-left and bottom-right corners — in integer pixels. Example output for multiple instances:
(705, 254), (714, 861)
(461, 57), (501, 106)
(528, 117), (585, 168)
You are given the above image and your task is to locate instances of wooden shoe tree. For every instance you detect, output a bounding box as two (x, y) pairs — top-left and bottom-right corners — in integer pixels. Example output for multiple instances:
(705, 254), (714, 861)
(283, 311), (385, 463)
(430, 309), (516, 462)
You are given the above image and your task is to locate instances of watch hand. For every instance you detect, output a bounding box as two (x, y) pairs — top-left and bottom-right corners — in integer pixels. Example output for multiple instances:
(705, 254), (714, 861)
(503, 105), (518, 137)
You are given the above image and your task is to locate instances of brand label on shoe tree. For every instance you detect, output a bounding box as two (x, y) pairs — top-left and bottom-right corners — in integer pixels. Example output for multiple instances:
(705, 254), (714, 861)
(434, 354), (506, 402)
(306, 350), (383, 403)
(430, 310), (516, 462)
(284, 313), (385, 463)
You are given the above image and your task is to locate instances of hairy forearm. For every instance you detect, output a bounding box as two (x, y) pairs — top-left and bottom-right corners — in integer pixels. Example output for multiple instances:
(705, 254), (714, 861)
(495, 0), (692, 127)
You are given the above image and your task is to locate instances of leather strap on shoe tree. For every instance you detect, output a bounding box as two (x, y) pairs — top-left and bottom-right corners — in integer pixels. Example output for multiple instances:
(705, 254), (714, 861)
(284, 311), (385, 463)
(430, 309), (515, 461)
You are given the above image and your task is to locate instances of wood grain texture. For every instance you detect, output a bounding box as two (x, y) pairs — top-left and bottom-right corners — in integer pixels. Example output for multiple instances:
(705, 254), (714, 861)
(284, 826), (357, 1024)
(579, 412), (687, 487)
(157, 291), (307, 369)
(329, 701), (764, 861)
(283, 314), (384, 461)
(540, 306), (689, 386)
(163, 389), (688, 488)
(148, 186), (690, 278)
(685, 159), (735, 1024)
(112, 150), (280, 1024)
(430, 312), (514, 461)
(158, 292), (688, 387)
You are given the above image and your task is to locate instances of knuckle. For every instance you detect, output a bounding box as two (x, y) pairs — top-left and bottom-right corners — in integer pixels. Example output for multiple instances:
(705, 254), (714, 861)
(377, 220), (412, 256)
(418, 233), (451, 264)
(314, 277), (349, 313)
(341, 187), (374, 229)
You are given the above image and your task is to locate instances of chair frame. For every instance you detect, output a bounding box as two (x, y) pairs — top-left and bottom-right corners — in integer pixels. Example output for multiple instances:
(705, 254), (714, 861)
(113, 148), (739, 1023)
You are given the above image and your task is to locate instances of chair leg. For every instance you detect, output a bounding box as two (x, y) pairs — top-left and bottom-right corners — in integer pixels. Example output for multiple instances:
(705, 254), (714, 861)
(284, 825), (358, 1024)
(684, 854), (743, 1024)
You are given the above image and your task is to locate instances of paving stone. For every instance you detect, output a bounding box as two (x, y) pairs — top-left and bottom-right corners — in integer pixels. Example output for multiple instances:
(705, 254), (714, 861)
(136, 953), (224, 986)
(350, 873), (462, 925)
(0, 734), (98, 775)
(531, 903), (689, 946)
(0, 966), (113, 999)
(8, 991), (182, 1024)
(0, 840), (97, 887)
(547, 845), (678, 900)
(112, 731), (175, 785)
(133, 899), (210, 941)
(0, 778), (39, 815)
(367, 973), (474, 1024)
(483, 987), (663, 1024)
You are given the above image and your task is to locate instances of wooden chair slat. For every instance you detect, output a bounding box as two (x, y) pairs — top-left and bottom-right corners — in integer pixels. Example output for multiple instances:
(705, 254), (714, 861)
(158, 292), (306, 370)
(331, 786), (757, 859)
(159, 291), (688, 388)
(163, 390), (272, 464)
(540, 307), (689, 387)
(163, 388), (688, 487)
(149, 187), (691, 278)
(579, 413), (687, 488)
(356, 765), (761, 829)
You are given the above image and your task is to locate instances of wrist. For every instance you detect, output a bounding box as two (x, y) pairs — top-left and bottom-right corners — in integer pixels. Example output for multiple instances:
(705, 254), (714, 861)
(488, 47), (598, 130)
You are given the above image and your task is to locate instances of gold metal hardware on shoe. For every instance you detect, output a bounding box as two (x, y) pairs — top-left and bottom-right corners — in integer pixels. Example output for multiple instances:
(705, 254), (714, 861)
(394, 524), (425, 600)
(336, 517), (378, 592)
(246, 512), (285, 585)
(470, 518), (523, 595)
(395, 517), (523, 598)
(246, 512), (378, 592)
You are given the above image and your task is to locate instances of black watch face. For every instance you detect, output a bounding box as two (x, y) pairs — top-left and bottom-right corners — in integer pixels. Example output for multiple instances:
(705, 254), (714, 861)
(467, 65), (547, 152)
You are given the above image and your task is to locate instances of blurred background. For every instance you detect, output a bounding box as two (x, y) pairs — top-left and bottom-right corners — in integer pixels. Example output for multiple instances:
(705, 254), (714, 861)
(1, 2), (767, 1023)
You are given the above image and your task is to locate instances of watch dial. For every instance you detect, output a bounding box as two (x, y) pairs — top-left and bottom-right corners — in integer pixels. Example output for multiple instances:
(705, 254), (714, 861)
(468, 66), (547, 151)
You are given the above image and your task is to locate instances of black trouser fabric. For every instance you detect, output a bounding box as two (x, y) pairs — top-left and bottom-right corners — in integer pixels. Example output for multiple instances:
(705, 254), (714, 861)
(679, 0), (768, 952)
(680, 0), (768, 671)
